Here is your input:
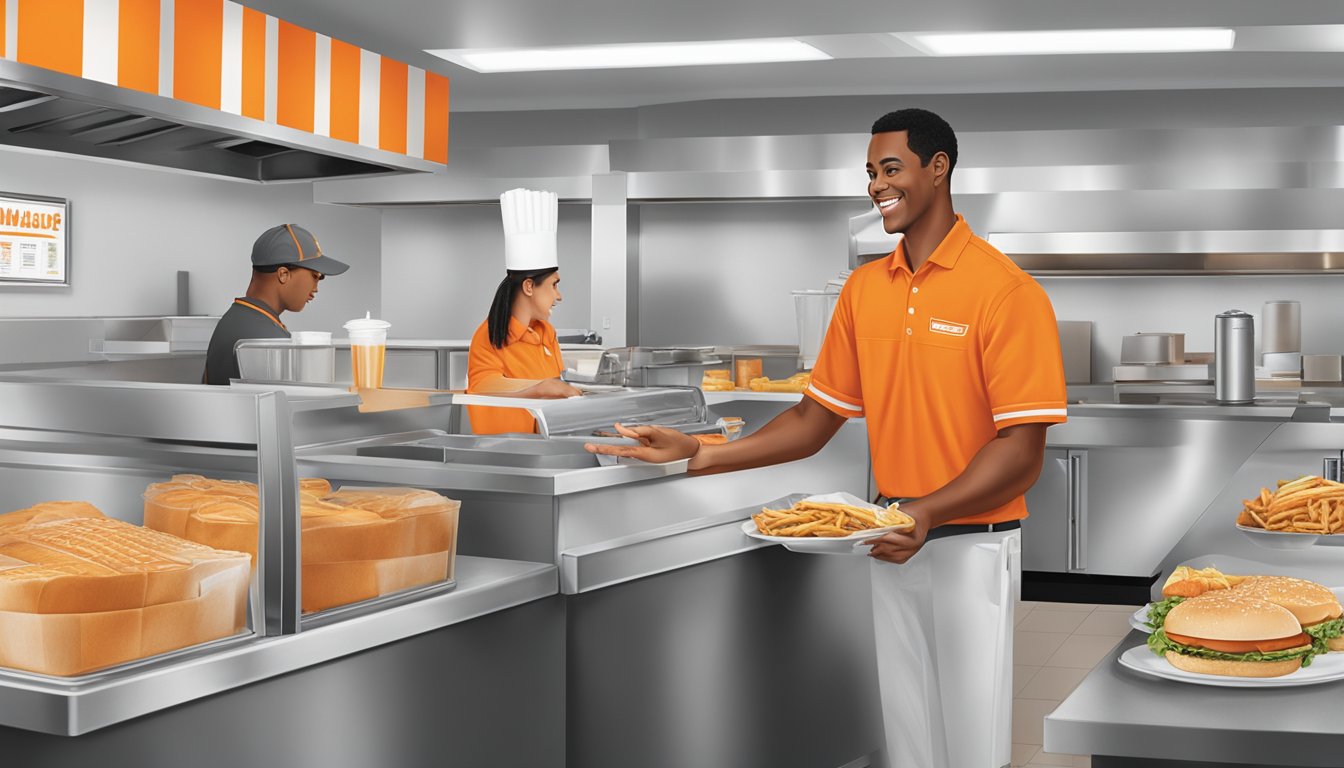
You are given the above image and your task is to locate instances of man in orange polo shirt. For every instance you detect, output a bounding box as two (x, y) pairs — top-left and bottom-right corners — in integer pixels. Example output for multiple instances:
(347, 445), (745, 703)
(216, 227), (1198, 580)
(589, 108), (1066, 767)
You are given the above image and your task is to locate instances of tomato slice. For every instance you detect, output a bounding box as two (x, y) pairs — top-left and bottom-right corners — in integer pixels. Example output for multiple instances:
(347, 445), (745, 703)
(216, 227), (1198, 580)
(1166, 631), (1310, 654)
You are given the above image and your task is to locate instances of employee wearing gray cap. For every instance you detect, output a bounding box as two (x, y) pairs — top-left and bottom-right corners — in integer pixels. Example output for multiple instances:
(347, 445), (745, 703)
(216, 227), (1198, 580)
(202, 224), (349, 385)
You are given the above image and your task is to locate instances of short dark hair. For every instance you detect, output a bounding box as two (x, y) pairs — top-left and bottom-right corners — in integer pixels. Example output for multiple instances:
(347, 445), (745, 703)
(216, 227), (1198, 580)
(871, 108), (958, 178)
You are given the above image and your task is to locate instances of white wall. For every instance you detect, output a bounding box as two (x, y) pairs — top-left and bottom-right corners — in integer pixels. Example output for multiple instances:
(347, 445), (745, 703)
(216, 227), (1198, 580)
(0, 147), (381, 333)
(379, 205), (592, 339)
(637, 201), (862, 346)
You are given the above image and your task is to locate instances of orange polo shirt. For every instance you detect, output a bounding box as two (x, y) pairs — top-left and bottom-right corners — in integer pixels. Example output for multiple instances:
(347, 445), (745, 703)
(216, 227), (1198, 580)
(806, 215), (1067, 525)
(466, 317), (565, 435)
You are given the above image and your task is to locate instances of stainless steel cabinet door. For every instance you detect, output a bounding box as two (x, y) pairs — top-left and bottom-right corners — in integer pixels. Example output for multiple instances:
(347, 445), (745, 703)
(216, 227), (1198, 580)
(1022, 448), (1071, 572)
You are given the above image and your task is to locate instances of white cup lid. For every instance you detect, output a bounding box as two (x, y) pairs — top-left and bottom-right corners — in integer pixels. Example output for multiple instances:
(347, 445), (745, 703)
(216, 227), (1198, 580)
(343, 312), (390, 332)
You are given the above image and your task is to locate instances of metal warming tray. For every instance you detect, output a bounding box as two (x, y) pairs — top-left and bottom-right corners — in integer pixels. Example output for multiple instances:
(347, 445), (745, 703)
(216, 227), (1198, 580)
(584, 347), (725, 387)
(453, 386), (714, 438)
(359, 434), (610, 469)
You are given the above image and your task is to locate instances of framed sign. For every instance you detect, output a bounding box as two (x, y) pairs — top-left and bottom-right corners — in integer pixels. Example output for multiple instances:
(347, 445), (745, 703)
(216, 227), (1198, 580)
(0, 192), (70, 286)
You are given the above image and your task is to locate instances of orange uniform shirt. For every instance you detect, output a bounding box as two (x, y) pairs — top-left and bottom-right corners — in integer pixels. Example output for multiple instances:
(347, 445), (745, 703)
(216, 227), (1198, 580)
(466, 317), (565, 435)
(806, 215), (1067, 525)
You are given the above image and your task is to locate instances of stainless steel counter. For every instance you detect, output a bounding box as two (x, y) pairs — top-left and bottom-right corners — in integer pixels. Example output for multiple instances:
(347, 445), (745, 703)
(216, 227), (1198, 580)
(0, 556), (555, 736)
(1046, 629), (1344, 768)
(1044, 418), (1344, 767)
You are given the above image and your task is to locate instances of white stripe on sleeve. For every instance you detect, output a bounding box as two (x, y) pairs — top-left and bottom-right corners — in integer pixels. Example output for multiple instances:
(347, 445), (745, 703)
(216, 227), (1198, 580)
(993, 408), (1068, 422)
(806, 384), (863, 413)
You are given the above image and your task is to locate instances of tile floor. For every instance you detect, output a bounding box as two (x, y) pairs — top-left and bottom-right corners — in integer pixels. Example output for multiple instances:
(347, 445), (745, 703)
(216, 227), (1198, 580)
(1011, 600), (1142, 768)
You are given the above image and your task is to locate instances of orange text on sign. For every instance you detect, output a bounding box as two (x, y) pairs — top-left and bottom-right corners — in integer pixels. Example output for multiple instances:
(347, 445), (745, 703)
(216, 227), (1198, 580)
(0, 209), (62, 234)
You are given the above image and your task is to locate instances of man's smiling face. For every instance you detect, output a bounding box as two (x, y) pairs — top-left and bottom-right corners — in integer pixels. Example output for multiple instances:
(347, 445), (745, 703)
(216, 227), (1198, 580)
(866, 130), (943, 235)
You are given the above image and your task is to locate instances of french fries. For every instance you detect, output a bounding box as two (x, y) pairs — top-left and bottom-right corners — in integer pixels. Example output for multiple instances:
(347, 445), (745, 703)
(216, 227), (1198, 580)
(1239, 475), (1344, 534)
(752, 500), (914, 538)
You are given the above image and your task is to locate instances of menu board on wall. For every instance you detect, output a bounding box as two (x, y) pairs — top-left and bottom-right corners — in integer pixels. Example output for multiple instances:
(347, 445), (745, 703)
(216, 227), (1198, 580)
(0, 193), (70, 286)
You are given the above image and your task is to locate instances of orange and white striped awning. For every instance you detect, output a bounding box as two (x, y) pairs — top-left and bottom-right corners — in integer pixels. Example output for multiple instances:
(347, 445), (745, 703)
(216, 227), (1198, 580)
(0, 0), (448, 164)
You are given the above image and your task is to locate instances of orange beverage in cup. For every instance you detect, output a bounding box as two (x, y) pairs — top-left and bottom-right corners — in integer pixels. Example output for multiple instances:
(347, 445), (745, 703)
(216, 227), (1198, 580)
(343, 314), (391, 389)
(351, 344), (386, 389)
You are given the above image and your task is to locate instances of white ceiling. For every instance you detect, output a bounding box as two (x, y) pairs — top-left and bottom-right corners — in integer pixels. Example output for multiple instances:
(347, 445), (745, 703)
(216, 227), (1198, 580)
(241, 0), (1344, 111)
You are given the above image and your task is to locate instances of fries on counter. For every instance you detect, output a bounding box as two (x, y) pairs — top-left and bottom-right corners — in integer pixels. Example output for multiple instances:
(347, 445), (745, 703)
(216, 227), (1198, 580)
(752, 500), (914, 538)
(1238, 475), (1344, 534)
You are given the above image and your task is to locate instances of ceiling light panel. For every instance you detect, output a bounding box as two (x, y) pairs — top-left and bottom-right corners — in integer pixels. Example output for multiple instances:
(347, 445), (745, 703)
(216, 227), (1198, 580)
(427, 38), (831, 73)
(902, 28), (1236, 56)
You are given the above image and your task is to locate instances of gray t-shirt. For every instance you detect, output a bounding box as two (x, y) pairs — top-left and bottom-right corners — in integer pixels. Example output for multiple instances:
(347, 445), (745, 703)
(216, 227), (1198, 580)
(203, 297), (289, 385)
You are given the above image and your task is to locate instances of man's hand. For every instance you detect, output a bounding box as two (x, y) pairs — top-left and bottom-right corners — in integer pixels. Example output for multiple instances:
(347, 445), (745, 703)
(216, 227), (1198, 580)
(522, 377), (582, 398)
(865, 504), (931, 564)
(585, 423), (701, 464)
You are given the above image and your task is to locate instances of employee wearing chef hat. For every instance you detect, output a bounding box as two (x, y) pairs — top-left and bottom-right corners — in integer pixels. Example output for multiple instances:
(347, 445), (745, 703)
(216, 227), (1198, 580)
(466, 188), (581, 434)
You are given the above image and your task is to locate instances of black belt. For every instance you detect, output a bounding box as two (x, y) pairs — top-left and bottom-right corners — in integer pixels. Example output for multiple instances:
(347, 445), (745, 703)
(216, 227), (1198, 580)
(875, 495), (1021, 540)
(926, 519), (1020, 540)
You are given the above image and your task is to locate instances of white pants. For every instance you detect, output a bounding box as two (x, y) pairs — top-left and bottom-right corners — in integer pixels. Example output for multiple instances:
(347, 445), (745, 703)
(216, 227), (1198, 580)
(870, 529), (1021, 768)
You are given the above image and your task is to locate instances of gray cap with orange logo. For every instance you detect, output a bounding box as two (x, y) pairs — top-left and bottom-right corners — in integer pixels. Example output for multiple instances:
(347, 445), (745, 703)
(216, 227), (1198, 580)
(250, 224), (350, 275)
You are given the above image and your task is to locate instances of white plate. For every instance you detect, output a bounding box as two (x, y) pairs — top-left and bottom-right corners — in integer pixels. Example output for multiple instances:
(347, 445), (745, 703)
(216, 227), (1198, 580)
(1118, 644), (1344, 687)
(1235, 524), (1319, 549)
(740, 519), (912, 555)
(1130, 605), (1154, 633)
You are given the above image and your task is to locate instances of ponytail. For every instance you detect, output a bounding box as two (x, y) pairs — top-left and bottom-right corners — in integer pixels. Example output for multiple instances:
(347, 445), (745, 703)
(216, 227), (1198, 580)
(486, 267), (559, 348)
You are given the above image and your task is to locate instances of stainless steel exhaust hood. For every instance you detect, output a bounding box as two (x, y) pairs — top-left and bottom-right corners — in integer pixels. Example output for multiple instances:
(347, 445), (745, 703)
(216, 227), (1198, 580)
(989, 230), (1344, 275)
(0, 60), (441, 183)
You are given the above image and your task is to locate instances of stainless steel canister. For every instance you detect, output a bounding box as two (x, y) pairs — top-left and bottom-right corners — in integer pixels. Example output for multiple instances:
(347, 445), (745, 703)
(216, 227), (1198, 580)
(1214, 309), (1255, 404)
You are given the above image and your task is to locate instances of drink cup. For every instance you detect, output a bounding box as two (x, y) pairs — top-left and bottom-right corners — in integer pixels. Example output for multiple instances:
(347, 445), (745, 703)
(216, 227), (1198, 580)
(343, 314), (391, 389)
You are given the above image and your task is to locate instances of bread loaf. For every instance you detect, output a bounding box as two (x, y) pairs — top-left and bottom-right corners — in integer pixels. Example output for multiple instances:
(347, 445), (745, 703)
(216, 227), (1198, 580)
(321, 488), (459, 558)
(0, 504), (250, 676)
(301, 551), (451, 613)
(0, 501), (104, 533)
(0, 566), (247, 676)
(142, 477), (460, 613)
(0, 515), (250, 614)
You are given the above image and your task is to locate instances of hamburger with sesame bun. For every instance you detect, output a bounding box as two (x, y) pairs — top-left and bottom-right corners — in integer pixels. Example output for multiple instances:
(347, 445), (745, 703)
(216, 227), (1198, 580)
(1148, 592), (1314, 678)
(1234, 575), (1344, 653)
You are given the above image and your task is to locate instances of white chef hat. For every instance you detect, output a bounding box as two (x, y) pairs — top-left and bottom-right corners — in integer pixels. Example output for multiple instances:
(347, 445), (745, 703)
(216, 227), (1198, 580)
(500, 187), (559, 272)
